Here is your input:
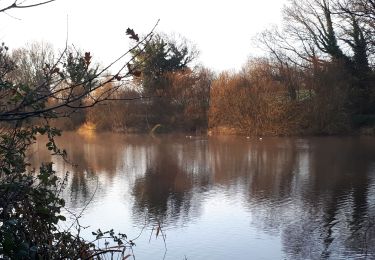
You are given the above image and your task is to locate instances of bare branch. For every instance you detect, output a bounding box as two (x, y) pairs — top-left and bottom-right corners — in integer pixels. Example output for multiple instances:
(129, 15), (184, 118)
(0, 0), (56, 13)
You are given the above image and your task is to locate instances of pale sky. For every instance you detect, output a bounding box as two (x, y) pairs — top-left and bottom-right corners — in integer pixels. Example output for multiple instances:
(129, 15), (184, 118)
(0, 0), (286, 72)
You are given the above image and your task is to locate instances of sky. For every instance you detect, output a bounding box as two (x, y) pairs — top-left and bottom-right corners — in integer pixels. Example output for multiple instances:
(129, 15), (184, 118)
(0, 0), (287, 72)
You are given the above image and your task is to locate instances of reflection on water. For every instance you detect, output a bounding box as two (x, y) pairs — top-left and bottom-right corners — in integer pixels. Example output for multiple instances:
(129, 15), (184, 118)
(29, 133), (375, 259)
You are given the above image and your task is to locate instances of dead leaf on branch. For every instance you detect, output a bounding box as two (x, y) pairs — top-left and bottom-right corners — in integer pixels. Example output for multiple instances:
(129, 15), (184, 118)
(126, 28), (139, 42)
(84, 52), (92, 67)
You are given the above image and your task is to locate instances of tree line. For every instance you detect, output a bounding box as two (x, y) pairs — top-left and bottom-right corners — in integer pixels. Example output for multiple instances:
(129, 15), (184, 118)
(209, 0), (374, 135)
(13, 0), (369, 136)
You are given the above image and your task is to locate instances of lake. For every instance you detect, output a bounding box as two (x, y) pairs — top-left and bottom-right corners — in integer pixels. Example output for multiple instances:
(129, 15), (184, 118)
(29, 132), (375, 259)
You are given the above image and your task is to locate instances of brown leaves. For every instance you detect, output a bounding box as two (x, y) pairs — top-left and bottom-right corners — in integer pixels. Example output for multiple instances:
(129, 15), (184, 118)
(84, 52), (92, 67)
(126, 28), (139, 42)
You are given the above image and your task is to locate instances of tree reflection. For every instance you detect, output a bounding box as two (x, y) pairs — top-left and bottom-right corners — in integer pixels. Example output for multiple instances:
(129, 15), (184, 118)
(30, 134), (375, 258)
(204, 137), (375, 259)
(280, 137), (375, 259)
(30, 132), (126, 208)
(131, 140), (200, 225)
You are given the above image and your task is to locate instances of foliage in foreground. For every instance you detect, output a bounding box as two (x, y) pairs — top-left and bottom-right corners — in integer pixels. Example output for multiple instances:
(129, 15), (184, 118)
(0, 5), (149, 255)
(0, 125), (136, 259)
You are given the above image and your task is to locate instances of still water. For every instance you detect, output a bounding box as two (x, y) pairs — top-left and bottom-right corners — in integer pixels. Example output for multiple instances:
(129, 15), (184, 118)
(30, 133), (375, 259)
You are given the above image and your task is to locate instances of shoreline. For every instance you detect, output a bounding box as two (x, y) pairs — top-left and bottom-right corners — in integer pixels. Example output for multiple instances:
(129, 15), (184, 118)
(74, 126), (375, 138)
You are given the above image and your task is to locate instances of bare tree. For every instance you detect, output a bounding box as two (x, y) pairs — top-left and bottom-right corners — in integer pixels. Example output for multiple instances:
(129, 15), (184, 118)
(0, 24), (159, 122)
(258, 0), (374, 113)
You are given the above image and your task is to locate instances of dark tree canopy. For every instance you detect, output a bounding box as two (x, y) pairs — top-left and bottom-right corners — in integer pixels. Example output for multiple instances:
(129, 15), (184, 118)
(131, 34), (197, 96)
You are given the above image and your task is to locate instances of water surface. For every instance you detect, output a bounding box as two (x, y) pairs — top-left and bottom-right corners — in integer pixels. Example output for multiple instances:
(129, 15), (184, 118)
(30, 133), (375, 259)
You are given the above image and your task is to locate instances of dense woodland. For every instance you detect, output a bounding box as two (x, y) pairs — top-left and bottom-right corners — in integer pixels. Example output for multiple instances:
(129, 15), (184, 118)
(1, 0), (375, 259)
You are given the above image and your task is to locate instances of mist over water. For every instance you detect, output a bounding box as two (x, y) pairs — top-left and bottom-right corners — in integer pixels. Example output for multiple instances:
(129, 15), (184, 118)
(30, 133), (375, 259)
